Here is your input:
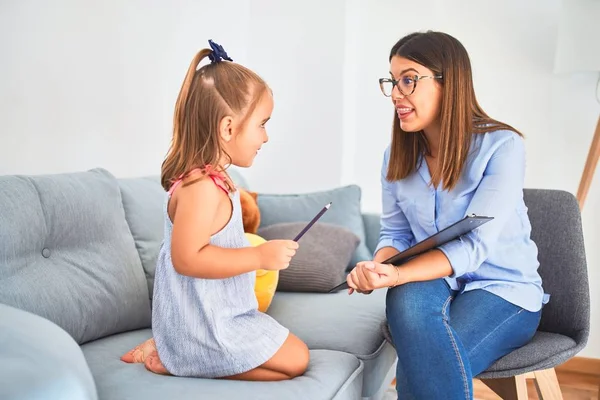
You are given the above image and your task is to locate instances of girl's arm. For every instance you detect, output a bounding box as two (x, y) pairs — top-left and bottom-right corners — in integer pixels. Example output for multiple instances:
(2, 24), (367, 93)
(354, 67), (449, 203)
(170, 179), (259, 278)
(170, 179), (295, 279)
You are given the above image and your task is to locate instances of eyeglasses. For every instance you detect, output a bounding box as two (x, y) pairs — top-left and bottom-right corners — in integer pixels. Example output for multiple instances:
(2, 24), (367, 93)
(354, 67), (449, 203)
(378, 75), (443, 97)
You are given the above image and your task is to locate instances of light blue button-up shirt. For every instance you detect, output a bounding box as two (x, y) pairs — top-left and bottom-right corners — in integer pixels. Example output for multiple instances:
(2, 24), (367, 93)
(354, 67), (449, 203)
(375, 129), (548, 312)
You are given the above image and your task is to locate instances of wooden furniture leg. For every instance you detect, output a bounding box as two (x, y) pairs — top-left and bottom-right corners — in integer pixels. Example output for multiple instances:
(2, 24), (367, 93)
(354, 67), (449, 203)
(577, 115), (600, 209)
(481, 368), (565, 400)
(480, 374), (529, 400)
(532, 368), (564, 400)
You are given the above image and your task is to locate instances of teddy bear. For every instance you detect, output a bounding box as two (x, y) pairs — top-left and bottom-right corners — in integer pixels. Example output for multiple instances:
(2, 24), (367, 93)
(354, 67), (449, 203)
(120, 188), (278, 367)
(239, 189), (261, 234)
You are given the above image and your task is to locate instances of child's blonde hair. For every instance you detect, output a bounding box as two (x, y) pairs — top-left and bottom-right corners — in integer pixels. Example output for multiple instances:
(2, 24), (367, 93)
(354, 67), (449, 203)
(161, 44), (269, 191)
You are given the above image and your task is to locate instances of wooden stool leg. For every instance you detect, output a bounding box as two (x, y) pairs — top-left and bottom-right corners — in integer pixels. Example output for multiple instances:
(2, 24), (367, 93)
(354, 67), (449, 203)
(480, 374), (528, 400)
(533, 368), (564, 400)
(577, 114), (600, 209)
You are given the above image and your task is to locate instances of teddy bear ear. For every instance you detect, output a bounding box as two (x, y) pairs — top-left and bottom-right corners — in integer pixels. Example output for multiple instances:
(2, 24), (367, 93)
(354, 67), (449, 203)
(249, 191), (258, 201)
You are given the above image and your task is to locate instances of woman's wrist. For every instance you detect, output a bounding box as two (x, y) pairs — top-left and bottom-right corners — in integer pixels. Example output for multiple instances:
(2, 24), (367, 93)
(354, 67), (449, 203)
(373, 247), (399, 264)
(388, 265), (406, 288)
(388, 265), (398, 288)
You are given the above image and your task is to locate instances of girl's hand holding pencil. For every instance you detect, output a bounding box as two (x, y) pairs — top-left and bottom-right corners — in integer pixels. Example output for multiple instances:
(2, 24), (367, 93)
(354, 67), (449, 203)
(256, 240), (299, 270)
(254, 202), (331, 271)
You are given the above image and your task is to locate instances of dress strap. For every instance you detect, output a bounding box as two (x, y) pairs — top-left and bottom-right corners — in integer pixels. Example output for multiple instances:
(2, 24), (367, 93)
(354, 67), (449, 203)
(208, 174), (230, 195)
(167, 166), (231, 196)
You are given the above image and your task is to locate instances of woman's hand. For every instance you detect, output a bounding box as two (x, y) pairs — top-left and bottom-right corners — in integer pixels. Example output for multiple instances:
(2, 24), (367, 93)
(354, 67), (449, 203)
(346, 261), (403, 294)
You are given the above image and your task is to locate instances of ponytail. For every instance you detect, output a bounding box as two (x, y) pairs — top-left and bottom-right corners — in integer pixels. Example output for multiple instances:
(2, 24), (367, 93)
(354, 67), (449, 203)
(161, 49), (212, 190)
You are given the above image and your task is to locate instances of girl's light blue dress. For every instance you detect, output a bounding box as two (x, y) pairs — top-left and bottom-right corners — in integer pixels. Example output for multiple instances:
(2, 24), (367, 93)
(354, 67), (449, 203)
(152, 182), (289, 378)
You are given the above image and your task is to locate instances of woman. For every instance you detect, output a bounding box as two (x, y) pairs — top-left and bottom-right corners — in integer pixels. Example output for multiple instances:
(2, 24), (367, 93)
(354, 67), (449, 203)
(346, 31), (548, 399)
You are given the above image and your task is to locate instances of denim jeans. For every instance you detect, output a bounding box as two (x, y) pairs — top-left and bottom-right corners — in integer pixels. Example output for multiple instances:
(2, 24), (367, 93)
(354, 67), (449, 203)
(386, 279), (541, 400)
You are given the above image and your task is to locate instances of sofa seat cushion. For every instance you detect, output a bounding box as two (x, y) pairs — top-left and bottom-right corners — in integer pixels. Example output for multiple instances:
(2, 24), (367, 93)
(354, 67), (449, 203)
(267, 289), (396, 397)
(82, 329), (363, 400)
(0, 168), (151, 344)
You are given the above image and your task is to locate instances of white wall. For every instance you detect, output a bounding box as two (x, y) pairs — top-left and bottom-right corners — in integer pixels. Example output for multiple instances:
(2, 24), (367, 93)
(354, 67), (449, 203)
(0, 0), (598, 358)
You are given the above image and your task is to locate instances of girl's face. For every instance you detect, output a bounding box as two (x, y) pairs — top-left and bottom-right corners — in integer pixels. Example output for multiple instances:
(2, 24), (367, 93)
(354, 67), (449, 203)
(223, 91), (272, 168)
(389, 56), (442, 135)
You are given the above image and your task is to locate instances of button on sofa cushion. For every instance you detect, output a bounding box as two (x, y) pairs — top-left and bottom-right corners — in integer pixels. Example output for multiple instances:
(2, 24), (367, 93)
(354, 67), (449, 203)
(0, 168), (151, 344)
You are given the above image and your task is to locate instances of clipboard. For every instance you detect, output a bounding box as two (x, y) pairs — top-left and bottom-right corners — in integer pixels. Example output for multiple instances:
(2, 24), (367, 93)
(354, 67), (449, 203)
(328, 214), (494, 293)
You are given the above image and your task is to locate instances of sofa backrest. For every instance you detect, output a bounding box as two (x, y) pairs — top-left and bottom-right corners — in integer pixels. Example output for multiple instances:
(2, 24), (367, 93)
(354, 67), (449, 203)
(0, 168), (151, 344)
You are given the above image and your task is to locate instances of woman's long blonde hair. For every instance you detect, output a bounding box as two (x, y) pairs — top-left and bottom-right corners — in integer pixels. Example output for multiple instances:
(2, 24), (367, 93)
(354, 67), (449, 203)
(387, 31), (521, 191)
(160, 48), (269, 191)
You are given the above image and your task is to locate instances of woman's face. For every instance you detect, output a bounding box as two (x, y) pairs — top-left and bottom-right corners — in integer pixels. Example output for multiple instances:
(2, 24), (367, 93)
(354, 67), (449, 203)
(388, 56), (442, 135)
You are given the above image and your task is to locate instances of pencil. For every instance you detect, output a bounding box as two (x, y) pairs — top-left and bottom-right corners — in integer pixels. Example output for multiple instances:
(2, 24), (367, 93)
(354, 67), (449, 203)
(293, 202), (332, 241)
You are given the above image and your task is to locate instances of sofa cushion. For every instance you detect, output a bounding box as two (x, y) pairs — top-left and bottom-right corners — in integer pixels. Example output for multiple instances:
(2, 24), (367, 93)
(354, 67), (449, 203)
(0, 303), (98, 400)
(0, 168), (151, 344)
(257, 222), (360, 292)
(117, 168), (250, 299)
(82, 329), (364, 400)
(118, 176), (166, 299)
(257, 185), (372, 268)
(267, 289), (396, 397)
(477, 331), (578, 379)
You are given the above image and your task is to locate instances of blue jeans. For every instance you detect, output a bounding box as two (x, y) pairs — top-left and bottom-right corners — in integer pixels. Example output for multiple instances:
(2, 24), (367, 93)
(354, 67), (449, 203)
(386, 279), (541, 400)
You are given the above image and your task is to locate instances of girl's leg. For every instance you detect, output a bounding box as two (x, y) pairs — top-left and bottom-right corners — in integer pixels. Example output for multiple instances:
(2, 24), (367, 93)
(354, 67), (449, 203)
(128, 334), (308, 380)
(145, 350), (169, 375)
(386, 279), (470, 400)
(223, 333), (309, 381)
(449, 289), (541, 376)
(121, 338), (171, 375)
(121, 338), (156, 363)
(123, 334), (309, 380)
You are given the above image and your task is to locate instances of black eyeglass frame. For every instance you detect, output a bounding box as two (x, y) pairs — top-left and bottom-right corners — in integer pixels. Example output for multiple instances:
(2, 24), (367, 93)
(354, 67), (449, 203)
(378, 75), (443, 97)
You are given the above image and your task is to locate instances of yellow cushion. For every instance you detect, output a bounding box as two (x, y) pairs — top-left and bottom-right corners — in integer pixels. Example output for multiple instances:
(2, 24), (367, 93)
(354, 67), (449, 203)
(245, 233), (279, 312)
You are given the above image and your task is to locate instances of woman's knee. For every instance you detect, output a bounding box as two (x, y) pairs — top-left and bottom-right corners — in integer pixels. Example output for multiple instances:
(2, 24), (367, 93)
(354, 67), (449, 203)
(386, 280), (453, 333)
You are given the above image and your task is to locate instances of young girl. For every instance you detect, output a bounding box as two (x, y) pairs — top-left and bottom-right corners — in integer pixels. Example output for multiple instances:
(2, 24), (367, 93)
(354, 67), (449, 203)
(123, 40), (309, 381)
(346, 31), (547, 399)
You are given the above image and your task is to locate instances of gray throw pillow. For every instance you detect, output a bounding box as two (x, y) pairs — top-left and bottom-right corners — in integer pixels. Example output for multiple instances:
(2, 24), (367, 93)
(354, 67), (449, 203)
(257, 185), (372, 268)
(257, 222), (359, 293)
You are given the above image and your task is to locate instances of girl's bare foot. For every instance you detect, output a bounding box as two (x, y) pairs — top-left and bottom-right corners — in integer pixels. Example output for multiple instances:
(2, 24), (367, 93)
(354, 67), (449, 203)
(145, 350), (170, 375)
(120, 338), (156, 363)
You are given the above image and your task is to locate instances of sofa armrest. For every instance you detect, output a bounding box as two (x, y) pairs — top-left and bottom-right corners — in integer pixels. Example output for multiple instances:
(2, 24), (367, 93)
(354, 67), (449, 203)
(362, 213), (381, 256)
(0, 303), (98, 400)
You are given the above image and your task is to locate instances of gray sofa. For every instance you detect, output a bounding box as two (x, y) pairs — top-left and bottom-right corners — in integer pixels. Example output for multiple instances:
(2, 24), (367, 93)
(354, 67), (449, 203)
(0, 168), (396, 400)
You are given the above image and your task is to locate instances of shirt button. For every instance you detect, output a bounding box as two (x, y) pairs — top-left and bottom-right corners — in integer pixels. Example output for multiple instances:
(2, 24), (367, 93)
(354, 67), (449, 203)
(42, 248), (51, 258)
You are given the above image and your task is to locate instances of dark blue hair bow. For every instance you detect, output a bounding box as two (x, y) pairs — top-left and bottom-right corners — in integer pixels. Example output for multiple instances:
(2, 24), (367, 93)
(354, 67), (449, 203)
(208, 39), (233, 63)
